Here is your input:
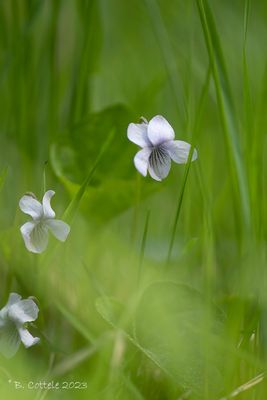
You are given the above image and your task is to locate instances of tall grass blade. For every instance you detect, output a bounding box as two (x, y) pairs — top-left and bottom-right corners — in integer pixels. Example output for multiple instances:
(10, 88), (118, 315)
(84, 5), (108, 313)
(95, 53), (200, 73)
(144, 0), (185, 123)
(166, 67), (210, 266)
(196, 0), (251, 234)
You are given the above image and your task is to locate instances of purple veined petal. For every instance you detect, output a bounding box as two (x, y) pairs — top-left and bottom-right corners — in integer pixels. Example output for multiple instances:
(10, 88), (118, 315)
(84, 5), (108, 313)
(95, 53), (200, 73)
(148, 165), (162, 181)
(42, 190), (56, 219)
(19, 194), (43, 220)
(133, 148), (152, 177)
(17, 326), (40, 348)
(46, 219), (70, 242)
(147, 115), (175, 146)
(8, 299), (39, 325)
(0, 320), (21, 358)
(127, 122), (151, 148)
(20, 221), (49, 254)
(163, 140), (198, 164)
(148, 146), (171, 181)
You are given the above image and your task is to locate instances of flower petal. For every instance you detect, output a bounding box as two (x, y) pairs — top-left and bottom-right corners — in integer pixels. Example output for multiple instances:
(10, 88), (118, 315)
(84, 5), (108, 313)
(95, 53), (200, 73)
(8, 299), (39, 324)
(148, 165), (161, 181)
(19, 195), (43, 220)
(0, 320), (20, 358)
(20, 221), (49, 253)
(127, 122), (151, 147)
(46, 219), (70, 242)
(164, 140), (198, 164)
(147, 115), (175, 146)
(42, 190), (56, 219)
(6, 293), (22, 307)
(134, 148), (152, 177)
(148, 146), (171, 181)
(17, 327), (40, 348)
(0, 293), (23, 321)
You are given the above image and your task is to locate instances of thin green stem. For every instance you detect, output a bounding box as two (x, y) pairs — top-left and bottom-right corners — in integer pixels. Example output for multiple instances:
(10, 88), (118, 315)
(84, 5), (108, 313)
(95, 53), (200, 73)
(43, 161), (48, 195)
(137, 210), (150, 286)
(165, 149), (194, 267)
(165, 65), (210, 268)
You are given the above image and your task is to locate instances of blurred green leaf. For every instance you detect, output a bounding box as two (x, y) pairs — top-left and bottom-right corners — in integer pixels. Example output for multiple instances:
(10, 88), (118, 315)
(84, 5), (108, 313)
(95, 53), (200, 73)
(134, 282), (225, 397)
(51, 104), (159, 222)
(96, 283), (226, 397)
(0, 167), (8, 194)
(95, 296), (172, 378)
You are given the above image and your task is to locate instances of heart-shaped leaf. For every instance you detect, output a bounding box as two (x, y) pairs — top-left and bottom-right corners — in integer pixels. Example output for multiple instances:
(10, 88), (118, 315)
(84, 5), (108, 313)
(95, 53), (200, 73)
(134, 282), (225, 397)
(51, 105), (159, 222)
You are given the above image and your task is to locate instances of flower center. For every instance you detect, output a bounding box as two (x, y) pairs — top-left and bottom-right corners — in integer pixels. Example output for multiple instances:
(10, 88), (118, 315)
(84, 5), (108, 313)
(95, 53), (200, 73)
(149, 145), (168, 169)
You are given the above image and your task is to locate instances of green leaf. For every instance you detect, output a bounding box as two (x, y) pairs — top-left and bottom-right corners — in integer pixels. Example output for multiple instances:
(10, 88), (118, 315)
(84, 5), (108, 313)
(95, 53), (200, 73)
(95, 296), (173, 379)
(96, 283), (226, 397)
(96, 297), (126, 329)
(51, 104), (159, 222)
(134, 282), (225, 397)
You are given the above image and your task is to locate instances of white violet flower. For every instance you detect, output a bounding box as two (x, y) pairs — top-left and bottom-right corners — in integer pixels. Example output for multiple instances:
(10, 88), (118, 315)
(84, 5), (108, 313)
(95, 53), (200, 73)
(19, 190), (70, 253)
(0, 293), (39, 358)
(127, 115), (198, 181)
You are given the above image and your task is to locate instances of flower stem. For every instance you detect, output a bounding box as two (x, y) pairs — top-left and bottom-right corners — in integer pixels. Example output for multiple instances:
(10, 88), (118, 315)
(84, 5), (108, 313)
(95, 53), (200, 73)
(43, 160), (48, 195)
(166, 149), (194, 268)
(137, 210), (150, 286)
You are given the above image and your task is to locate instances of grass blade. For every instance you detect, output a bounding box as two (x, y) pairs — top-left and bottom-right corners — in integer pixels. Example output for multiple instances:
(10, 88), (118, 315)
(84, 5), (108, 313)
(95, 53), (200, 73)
(196, 0), (251, 234)
(0, 166), (8, 193)
(165, 67), (210, 267)
(219, 372), (264, 400)
(144, 0), (186, 123)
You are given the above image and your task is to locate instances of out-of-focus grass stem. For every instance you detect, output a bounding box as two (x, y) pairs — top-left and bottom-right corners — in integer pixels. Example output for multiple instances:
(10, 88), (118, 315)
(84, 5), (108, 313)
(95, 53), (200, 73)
(144, 0), (186, 125)
(137, 210), (150, 286)
(196, 0), (252, 239)
(165, 66), (210, 268)
(165, 149), (194, 268)
(42, 161), (48, 195)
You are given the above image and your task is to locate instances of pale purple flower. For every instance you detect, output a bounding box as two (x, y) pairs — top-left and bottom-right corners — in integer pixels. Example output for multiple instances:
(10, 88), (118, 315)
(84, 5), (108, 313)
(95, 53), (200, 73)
(0, 293), (39, 358)
(19, 190), (70, 253)
(127, 115), (197, 181)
